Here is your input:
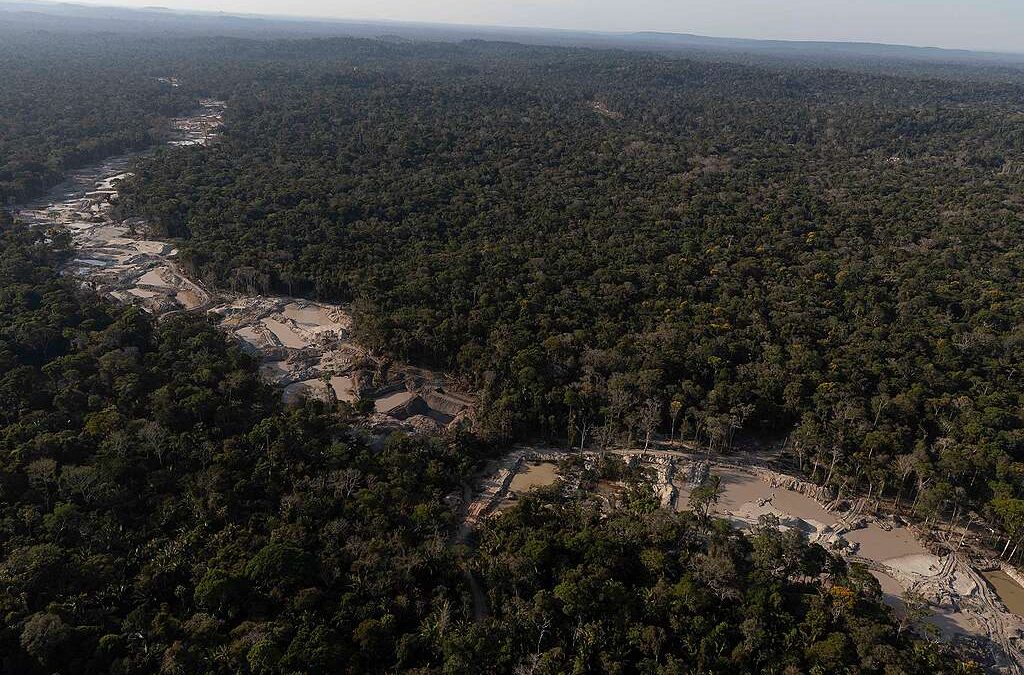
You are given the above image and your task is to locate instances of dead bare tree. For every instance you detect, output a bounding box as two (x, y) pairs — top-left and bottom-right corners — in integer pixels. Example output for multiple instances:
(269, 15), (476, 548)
(637, 398), (660, 452)
(594, 422), (616, 457)
(669, 400), (684, 441)
(607, 382), (637, 442)
(893, 454), (916, 512)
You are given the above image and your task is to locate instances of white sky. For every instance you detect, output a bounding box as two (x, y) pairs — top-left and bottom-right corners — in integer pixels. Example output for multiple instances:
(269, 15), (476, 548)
(66, 0), (1024, 52)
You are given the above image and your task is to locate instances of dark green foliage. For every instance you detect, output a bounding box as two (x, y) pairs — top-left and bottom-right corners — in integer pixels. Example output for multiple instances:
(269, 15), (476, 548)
(0, 36), (197, 204)
(117, 38), (1024, 533)
(456, 488), (958, 673)
(0, 223), (962, 673)
(0, 223), (480, 673)
(244, 542), (314, 593)
(0, 34), (1006, 674)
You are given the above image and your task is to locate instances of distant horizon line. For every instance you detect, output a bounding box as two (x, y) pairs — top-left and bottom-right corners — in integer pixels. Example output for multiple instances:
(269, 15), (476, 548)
(6, 0), (1024, 58)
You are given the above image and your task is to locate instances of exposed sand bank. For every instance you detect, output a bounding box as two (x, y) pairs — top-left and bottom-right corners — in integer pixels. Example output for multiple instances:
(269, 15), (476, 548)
(262, 317), (308, 349)
(374, 390), (416, 414)
(329, 375), (357, 403)
(13, 98), (474, 435)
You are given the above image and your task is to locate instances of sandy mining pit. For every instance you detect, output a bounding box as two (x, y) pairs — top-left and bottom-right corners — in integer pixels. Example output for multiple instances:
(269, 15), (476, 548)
(508, 461), (560, 495)
(12, 97), (475, 435)
(459, 446), (1024, 673)
(667, 459), (1024, 664)
(219, 299), (474, 432)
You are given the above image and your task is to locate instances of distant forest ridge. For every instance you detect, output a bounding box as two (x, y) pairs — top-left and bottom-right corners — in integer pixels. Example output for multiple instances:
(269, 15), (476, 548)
(2, 0), (1024, 69)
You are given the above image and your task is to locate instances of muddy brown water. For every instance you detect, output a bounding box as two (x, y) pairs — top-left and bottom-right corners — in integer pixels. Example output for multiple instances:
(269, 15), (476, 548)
(283, 303), (333, 328)
(508, 462), (559, 494)
(678, 467), (833, 527)
(984, 570), (1024, 617)
(846, 523), (927, 562)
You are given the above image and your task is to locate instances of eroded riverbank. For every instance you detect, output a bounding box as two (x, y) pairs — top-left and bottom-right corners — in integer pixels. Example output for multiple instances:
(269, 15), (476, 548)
(12, 100), (474, 434)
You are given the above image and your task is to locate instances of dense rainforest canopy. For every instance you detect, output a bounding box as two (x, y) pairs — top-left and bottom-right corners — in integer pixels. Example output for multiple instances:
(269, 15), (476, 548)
(107, 37), (1024, 542)
(0, 219), (964, 672)
(0, 34), (203, 204)
(1, 27), (1022, 673)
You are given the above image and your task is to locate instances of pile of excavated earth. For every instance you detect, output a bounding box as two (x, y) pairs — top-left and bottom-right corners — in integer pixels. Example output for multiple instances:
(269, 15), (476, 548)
(460, 446), (1024, 673)
(13, 98), (474, 435)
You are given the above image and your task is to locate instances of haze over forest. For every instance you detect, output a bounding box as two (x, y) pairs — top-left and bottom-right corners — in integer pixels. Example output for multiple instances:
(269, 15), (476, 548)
(53, 0), (1024, 53)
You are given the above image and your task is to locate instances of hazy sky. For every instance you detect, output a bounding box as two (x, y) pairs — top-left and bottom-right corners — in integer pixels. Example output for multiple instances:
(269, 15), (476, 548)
(71, 0), (1024, 52)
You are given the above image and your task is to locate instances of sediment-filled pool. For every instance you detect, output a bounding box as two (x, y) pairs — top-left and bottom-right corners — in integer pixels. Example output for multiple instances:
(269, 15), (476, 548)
(984, 570), (1024, 617)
